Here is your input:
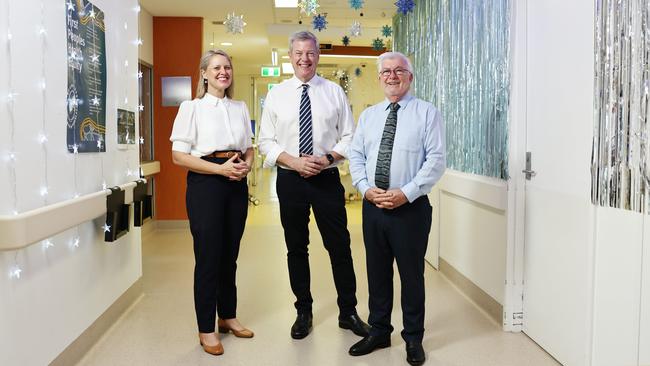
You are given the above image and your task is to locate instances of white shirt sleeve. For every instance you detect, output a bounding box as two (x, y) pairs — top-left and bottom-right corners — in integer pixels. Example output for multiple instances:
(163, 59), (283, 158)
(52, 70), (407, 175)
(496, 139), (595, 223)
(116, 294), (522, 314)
(258, 90), (284, 167)
(331, 86), (354, 158)
(169, 100), (196, 153)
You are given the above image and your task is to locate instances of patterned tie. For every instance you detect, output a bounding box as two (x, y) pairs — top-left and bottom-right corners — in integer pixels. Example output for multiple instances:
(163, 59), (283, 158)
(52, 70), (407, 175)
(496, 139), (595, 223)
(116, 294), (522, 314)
(298, 84), (313, 156)
(375, 102), (400, 190)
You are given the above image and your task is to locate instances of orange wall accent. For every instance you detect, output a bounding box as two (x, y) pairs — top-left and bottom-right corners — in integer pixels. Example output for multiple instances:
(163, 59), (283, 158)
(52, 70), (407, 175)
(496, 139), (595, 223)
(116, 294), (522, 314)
(153, 17), (203, 220)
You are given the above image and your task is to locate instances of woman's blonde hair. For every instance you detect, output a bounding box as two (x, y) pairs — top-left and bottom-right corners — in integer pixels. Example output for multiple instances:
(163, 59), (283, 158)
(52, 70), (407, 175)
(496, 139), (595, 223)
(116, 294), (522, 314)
(196, 49), (234, 99)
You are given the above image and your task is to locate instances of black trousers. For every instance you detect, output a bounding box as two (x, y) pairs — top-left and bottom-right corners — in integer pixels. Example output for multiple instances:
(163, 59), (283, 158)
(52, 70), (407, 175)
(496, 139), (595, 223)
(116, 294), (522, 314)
(362, 196), (432, 343)
(186, 157), (248, 333)
(276, 167), (358, 316)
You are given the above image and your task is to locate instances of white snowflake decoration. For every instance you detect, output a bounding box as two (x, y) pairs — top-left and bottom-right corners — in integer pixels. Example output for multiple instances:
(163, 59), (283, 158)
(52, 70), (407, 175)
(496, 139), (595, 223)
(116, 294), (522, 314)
(298, 0), (320, 16)
(350, 21), (362, 37)
(224, 13), (247, 34)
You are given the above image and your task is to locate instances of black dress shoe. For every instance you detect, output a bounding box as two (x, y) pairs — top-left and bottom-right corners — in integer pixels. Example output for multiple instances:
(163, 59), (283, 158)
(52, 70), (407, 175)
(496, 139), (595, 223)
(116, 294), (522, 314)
(338, 314), (370, 337)
(405, 341), (425, 366)
(348, 334), (391, 356)
(290, 313), (313, 339)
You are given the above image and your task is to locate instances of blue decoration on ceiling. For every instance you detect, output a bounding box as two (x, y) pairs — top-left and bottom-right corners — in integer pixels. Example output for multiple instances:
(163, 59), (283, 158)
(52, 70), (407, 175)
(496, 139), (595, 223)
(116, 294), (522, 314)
(312, 14), (328, 32)
(395, 0), (415, 15)
(349, 0), (364, 10)
(342, 35), (351, 46)
(355, 67), (362, 77)
(371, 38), (385, 51)
(381, 25), (393, 37)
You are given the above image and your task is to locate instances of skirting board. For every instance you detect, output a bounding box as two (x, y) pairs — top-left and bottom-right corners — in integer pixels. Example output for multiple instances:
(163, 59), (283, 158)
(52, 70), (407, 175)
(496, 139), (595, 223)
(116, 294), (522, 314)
(49, 278), (143, 366)
(439, 258), (502, 324)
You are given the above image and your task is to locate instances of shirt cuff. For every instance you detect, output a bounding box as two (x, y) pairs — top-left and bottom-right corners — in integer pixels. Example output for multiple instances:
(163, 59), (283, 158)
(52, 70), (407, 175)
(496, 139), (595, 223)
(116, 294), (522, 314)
(263, 145), (283, 168)
(400, 182), (421, 203)
(356, 181), (371, 199)
(332, 144), (348, 159)
(171, 141), (192, 153)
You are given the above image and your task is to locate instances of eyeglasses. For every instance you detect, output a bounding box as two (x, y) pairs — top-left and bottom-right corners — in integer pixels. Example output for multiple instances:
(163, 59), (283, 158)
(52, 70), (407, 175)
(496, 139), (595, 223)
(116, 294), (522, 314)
(379, 68), (410, 77)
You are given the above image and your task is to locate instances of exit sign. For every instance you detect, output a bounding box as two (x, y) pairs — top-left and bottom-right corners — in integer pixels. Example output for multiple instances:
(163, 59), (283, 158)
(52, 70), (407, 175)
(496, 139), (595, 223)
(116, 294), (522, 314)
(261, 66), (280, 77)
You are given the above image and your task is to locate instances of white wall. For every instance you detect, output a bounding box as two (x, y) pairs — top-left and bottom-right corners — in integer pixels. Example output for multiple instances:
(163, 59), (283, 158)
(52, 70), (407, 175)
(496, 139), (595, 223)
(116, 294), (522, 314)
(138, 6), (153, 65)
(0, 0), (141, 365)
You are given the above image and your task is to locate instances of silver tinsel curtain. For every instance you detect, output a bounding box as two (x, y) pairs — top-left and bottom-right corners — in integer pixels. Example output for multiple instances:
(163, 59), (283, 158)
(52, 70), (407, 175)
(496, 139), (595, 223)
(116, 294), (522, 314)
(393, 0), (511, 179)
(592, 0), (650, 213)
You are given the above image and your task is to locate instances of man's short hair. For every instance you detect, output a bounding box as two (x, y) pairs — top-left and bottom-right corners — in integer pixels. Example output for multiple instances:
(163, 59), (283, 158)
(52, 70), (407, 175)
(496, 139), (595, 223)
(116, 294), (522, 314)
(289, 31), (320, 53)
(377, 52), (413, 73)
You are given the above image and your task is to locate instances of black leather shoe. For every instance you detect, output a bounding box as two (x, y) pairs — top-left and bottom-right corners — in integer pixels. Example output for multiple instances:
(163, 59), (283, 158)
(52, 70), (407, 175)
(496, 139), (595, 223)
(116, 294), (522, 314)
(338, 314), (370, 337)
(405, 341), (425, 366)
(348, 334), (391, 356)
(290, 313), (313, 339)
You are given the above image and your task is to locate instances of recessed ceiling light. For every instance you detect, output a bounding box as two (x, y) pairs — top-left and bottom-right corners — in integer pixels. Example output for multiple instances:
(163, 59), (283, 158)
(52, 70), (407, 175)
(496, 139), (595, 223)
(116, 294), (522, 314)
(220, 42), (233, 46)
(275, 0), (298, 7)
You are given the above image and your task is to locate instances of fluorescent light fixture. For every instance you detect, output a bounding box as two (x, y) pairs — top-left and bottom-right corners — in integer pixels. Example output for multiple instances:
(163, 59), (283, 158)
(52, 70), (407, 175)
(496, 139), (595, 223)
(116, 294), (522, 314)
(282, 55), (289, 59)
(220, 42), (233, 46)
(272, 48), (278, 66)
(275, 0), (298, 7)
(282, 62), (294, 74)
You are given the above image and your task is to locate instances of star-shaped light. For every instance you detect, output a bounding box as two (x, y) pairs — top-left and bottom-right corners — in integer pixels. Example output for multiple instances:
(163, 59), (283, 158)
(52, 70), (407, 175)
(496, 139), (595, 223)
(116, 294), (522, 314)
(97, 139), (102, 149)
(40, 186), (48, 196)
(92, 95), (100, 106)
(298, 0), (320, 16)
(138, 71), (143, 78)
(136, 38), (143, 46)
(43, 239), (54, 249)
(69, 50), (77, 61)
(350, 21), (362, 37)
(71, 237), (80, 248)
(224, 13), (247, 34)
(91, 53), (99, 62)
(89, 9), (96, 18)
(381, 25), (393, 38)
(102, 181), (107, 190)
(66, 0), (74, 11)
(72, 144), (79, 154)
(102, 223), (111, 233)
(138, 104), (144, 111)
(68, 97), (78, 107)
(9, 266), (22, 279)
(124, 60), (129, 67)
(139, 137), (145, 144)
(312, 14), (328, 32)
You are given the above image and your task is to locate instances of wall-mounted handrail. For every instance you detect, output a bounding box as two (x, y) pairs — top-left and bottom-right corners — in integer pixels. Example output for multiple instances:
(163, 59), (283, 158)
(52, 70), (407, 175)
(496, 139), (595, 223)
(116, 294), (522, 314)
(0, 179), (145, 251)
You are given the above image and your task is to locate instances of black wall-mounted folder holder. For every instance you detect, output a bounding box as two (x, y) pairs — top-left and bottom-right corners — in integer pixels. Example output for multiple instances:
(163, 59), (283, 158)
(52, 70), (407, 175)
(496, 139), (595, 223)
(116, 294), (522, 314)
(133, 180), (152, 227)
(105, 187), (130, 242)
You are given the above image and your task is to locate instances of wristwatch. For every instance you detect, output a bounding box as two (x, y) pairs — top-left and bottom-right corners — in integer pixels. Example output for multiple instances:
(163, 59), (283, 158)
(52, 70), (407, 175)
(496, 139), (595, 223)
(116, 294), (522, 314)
(325, 153), (335, 165)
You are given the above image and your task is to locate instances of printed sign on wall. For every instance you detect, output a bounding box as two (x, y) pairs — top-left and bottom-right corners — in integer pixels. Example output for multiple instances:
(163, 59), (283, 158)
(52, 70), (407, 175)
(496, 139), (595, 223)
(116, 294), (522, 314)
(66, 0), (107, 153)
(117, 109), (135, 145)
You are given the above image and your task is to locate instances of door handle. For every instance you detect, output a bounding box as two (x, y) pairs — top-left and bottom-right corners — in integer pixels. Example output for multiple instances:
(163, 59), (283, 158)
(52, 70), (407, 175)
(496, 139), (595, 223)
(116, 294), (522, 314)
(523, 152), (536, 180)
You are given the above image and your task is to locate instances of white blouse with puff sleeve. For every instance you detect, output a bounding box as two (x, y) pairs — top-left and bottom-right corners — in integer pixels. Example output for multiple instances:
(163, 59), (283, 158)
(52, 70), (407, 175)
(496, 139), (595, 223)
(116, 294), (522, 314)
(170, 93), (253, 157)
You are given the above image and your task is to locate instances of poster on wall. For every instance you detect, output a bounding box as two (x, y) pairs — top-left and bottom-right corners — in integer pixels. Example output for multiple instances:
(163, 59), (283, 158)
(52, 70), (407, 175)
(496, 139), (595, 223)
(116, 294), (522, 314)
(66, 0), (107, 153)
(117, 109), (135, 145)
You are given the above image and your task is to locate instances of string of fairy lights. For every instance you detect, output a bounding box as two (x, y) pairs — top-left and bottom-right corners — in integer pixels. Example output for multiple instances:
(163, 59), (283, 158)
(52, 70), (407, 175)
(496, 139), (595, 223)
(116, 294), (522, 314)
(5, 1), (143, 279)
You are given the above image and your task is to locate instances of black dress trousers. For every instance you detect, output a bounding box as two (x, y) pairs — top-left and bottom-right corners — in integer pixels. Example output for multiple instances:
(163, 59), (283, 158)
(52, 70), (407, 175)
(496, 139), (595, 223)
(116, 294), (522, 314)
(276, 167), (358, 316)
(362, 195), (432, 343)
(186, 156), (248, 333)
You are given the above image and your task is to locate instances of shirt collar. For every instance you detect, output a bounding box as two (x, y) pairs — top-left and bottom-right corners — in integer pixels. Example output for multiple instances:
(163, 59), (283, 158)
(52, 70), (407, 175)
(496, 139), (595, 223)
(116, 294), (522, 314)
(291, 74), (320, 89)
(381, 93), (414, 111)
(201, 92), (229, 106)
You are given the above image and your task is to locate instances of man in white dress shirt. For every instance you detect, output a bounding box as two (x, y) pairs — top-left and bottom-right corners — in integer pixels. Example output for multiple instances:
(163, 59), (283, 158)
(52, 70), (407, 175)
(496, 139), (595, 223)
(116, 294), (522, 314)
(258, 30), (369, 340)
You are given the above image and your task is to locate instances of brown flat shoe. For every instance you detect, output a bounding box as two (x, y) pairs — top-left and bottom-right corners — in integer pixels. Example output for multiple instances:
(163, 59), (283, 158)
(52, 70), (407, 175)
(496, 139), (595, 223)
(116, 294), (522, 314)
(198, 336), (224, 355)
(217, 320), (254, 338)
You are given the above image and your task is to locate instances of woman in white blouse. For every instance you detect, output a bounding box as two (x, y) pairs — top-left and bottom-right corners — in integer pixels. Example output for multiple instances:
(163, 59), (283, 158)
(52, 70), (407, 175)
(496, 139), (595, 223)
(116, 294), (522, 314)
(170, 49), (254, 356)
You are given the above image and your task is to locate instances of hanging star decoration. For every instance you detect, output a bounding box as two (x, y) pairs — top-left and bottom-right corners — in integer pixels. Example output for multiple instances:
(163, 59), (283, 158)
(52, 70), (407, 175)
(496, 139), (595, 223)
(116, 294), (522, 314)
(350, 21), (362, 37)
(335, 69), (346, 79)
(395, 0), (415, 15)
(312, 14), (328, 32)
(298, 0), (320, 17)
(355, 67), (362, 77)
(224, 12), (247, 34)
(342, 35), (350, 46)
(381, 25), (393, 38)
(349, 0), (364, 10)
(102, 223), (111, 233)
(372, 38), (385, 51)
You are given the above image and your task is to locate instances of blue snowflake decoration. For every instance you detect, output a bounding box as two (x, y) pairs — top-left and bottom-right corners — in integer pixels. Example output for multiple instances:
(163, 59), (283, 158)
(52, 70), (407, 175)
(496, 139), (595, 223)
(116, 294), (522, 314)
(381, 25), (393, 38)
(395, 0), (415, 15)
(349, 0), (364, 10)
(354, 67), (362, 77)
(312, 14), (328, 32)
(341, 35), (351, 46)
(371, 38), (385, 51)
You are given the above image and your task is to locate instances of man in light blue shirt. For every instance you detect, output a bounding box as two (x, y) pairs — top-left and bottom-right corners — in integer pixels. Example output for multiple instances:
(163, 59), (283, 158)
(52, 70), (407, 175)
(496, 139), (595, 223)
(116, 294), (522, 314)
(348, 51), (446, 366)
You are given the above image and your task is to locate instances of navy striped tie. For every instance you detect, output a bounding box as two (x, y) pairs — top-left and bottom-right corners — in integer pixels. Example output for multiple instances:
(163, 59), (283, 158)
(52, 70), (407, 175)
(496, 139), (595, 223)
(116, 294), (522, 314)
(375, 102), (400, 190)
(298, 84), (313, 156)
